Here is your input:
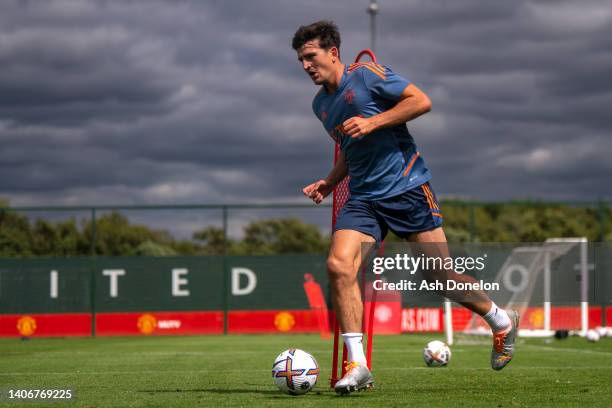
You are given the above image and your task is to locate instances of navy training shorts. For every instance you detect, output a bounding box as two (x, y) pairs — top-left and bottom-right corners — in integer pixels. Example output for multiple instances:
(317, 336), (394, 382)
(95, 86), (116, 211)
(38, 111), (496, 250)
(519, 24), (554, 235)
(334, 182), (443, 242)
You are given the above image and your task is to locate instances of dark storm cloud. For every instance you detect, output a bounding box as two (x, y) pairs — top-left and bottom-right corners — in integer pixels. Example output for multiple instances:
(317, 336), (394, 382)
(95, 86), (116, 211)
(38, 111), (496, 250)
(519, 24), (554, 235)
(0, 0), (610, 208)
(375, 0), (612, 199)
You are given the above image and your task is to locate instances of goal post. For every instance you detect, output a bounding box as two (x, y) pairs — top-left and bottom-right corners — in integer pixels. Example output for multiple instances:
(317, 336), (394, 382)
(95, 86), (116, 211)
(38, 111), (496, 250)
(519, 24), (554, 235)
(545, 237), (590, 336)
(444, 299), (453, 345)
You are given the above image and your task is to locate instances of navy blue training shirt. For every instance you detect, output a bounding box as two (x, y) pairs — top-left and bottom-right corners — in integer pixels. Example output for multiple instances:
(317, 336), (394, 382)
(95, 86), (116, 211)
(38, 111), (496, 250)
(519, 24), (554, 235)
(312, 62), (431, 200)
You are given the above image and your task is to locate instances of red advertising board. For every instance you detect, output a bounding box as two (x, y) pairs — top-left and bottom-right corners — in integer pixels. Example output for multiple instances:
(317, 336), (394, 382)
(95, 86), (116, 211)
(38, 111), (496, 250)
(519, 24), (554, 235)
(365, 301), (402, 334)
(1, 306), (608, 337)
(401, 308), (444, 333)
(228, 310), (320, 333)
(0, 313), (91, 337)
(95, 311), (224, 335)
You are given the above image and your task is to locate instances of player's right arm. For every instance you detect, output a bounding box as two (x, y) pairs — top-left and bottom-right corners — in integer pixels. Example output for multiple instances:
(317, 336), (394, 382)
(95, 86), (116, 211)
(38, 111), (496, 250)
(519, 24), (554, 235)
(303, 150), (347, 204)
(342, 64), (430, 139)
(343, 84), (431, 138)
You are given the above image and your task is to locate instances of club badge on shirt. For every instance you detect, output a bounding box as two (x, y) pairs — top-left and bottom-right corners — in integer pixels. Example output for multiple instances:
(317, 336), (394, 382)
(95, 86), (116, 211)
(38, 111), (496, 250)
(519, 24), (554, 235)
(343, 89), (355, 104)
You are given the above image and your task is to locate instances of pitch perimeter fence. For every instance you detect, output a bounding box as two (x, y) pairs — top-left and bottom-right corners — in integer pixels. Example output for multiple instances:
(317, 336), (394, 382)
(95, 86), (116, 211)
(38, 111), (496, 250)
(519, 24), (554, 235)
(1, 201), (610, 254)
(0, 201), (611, 338)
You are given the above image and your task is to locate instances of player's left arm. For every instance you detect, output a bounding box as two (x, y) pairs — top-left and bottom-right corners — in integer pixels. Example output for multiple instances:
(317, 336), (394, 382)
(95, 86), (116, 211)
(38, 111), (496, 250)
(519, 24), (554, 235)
(342, 84), (431, 138)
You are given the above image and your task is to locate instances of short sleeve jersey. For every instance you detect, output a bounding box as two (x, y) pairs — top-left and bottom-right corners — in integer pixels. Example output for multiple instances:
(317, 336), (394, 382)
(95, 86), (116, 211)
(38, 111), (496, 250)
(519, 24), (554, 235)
(312, 62), (431, 200)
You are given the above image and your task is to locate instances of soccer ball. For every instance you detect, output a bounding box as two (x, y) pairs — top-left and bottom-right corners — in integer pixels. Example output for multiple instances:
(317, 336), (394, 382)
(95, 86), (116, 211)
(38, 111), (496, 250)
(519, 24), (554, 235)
(423, 340), (451, 367)
(595, 326), (608, 338)
(586, 329), (600, 342)
(272, 349), (319, 395)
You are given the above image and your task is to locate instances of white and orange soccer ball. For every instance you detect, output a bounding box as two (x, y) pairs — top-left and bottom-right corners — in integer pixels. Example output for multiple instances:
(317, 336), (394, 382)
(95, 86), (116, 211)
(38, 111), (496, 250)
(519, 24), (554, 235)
(423, 340), (452, 367)
(272, 349), (319, 395)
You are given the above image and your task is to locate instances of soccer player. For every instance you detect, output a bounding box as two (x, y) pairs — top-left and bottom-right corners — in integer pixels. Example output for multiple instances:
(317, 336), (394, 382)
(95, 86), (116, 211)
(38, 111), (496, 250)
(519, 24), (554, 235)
(292, 21), (519, 395)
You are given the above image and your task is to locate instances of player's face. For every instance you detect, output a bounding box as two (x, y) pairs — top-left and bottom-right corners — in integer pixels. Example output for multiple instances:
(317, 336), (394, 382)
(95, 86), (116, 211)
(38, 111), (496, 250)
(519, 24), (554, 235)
(297, 39), (337, 86)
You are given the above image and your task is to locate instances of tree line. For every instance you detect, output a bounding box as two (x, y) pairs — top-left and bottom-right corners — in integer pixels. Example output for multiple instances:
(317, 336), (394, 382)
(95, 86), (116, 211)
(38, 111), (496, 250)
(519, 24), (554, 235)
(0, 199), (609, 257)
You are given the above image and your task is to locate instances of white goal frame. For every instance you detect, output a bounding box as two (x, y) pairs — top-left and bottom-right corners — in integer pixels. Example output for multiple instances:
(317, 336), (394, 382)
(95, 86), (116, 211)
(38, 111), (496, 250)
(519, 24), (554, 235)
(443, 237), (589, 344)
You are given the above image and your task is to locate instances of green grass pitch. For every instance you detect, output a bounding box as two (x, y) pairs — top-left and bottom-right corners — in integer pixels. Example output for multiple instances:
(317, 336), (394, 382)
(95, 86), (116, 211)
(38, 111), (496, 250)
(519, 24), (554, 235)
(1, 334), (611, 407)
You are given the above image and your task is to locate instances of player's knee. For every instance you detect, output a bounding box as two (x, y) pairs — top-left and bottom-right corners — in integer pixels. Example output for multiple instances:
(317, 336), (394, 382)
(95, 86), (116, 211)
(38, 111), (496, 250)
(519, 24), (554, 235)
(326, 255), (356, 284)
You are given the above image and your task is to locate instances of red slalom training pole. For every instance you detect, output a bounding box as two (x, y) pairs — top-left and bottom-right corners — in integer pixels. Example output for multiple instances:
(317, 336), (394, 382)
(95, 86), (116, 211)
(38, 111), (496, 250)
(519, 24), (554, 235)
(330, 313), (340, 387)
(365, 243), (383, 370)
(366, 284), (377, 370)
(355, 48), (378, 373)
(354, 49), (377, 63)
(330, 48), (378, 388)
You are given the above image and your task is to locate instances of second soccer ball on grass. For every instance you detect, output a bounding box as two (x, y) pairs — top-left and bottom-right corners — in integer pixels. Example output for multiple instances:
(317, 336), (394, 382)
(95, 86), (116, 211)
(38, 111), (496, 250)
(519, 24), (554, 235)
(423, 340), (452, 367)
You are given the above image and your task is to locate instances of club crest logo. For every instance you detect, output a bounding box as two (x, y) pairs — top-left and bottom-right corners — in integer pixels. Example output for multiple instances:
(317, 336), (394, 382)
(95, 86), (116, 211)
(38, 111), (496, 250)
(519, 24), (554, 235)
(17, 315), (37, 337)
(528, 309), (544, 328)
(274, 312), (295, 332)
(344, 89), (355, 104)
(137, 313), (157, 335)
(321, 110), (328, 121)
(375, 304), (393, 323)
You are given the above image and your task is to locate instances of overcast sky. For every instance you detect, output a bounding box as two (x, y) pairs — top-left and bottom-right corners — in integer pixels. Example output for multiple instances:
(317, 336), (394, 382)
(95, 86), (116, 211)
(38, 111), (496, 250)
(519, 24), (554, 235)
(1, 0), (611, 209)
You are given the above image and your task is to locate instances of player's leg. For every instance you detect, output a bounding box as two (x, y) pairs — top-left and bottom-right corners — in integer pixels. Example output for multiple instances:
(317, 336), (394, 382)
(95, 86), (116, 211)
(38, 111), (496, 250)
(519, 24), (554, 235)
(328, 229), (374, 336)
(408, 227), (493, 314)
(378, 181), (518, 370)
(328, 198), (382, 394)
(327, 229), (375, 394)
(409, 226), (519, 370)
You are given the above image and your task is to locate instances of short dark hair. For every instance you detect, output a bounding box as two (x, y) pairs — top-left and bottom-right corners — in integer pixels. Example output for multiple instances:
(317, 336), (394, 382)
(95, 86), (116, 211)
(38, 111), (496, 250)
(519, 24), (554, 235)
(292, 20), (341, 51)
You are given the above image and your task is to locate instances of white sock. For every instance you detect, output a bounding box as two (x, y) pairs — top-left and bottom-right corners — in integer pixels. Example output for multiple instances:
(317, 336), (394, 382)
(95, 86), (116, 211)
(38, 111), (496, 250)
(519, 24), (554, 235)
(342, 332), (367, 365)
(483, 302), (511, 332)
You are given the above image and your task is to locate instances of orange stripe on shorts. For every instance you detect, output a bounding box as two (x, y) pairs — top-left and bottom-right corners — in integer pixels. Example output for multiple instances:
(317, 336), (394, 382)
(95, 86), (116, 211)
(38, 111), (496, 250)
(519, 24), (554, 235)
(421, 185), (435, 210)
(424, 184), (439, 210)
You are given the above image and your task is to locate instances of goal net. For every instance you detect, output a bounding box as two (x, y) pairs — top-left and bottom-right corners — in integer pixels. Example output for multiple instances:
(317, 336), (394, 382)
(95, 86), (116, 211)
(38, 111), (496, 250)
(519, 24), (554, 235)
(454, 238), (590, 339)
